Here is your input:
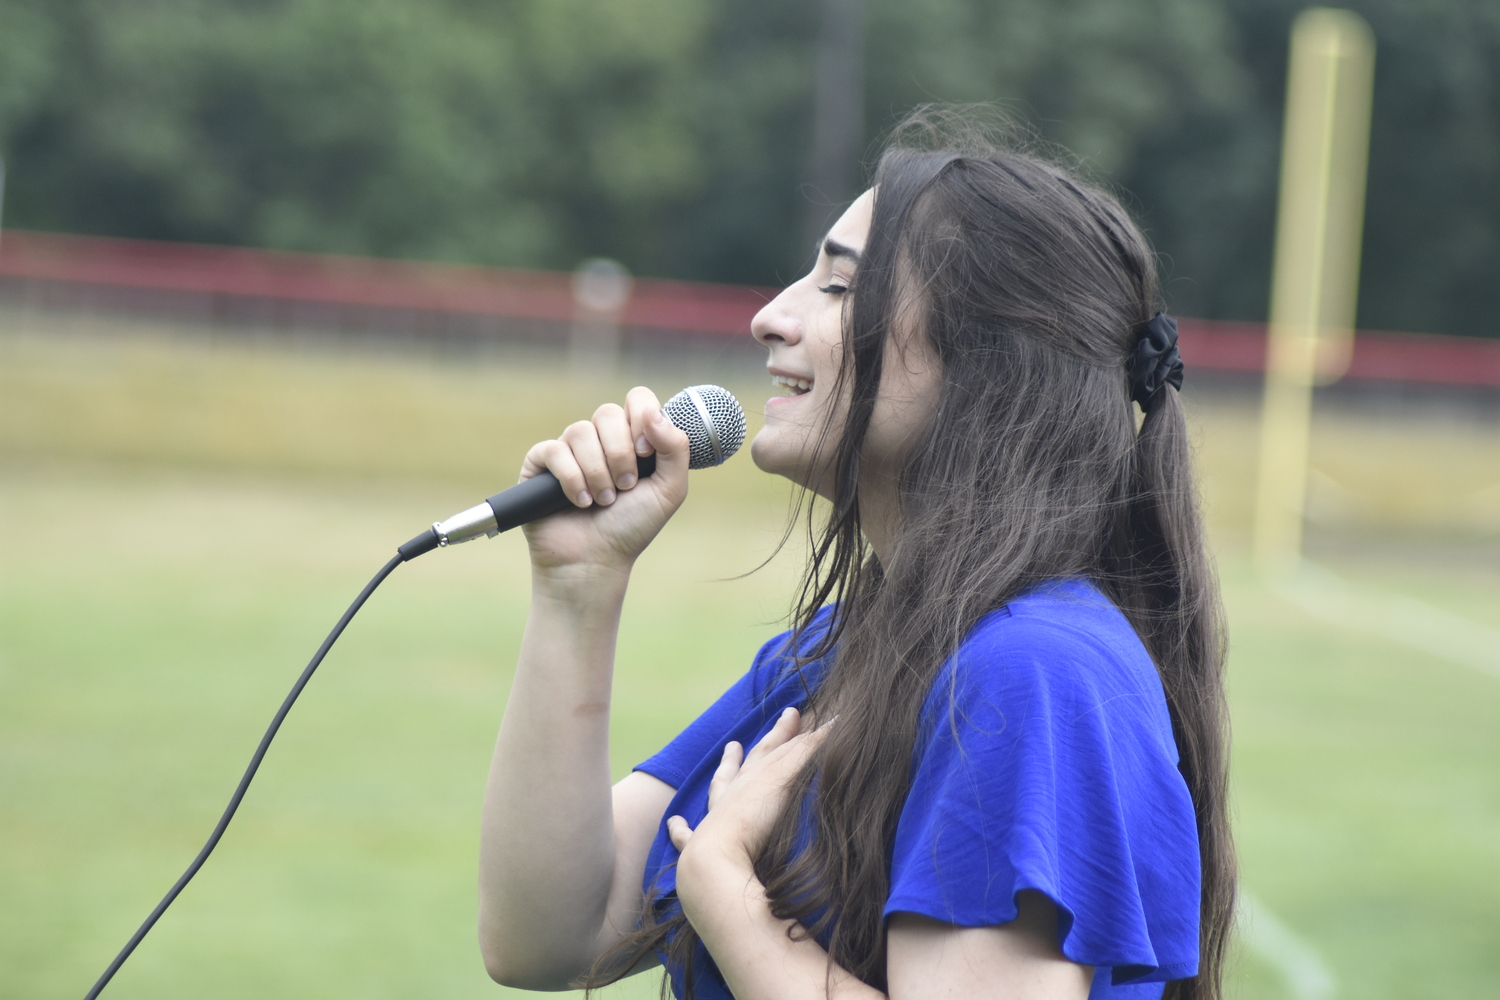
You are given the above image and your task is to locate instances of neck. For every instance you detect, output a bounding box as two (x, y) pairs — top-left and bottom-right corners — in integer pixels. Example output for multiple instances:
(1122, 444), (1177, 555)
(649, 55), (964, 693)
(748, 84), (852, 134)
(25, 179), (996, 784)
(857, 471), (900, 567)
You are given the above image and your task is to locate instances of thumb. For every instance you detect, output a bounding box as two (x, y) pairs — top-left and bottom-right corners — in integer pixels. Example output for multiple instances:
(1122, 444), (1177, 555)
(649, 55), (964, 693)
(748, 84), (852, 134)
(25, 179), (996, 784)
(667, 815), (694, 851)
(643, 406), (691, 480)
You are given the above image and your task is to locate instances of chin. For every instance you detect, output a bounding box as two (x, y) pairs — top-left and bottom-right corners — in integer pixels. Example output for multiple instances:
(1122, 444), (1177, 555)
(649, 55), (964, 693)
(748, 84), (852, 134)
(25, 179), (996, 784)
(751, 430), (819, 491)
(749, 431), (784, 475)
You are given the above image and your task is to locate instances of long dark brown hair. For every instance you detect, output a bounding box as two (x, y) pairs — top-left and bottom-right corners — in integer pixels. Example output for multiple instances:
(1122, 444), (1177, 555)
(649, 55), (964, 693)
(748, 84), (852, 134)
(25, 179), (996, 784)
(591, 107), (1234, 1000)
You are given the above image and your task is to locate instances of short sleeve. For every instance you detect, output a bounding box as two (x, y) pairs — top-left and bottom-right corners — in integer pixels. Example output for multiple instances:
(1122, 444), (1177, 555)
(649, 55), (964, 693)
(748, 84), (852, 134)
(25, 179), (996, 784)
(883, 603), (1201, 986)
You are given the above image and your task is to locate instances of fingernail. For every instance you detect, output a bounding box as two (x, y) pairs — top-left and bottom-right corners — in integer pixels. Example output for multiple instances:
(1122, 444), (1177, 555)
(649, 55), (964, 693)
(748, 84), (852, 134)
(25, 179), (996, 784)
(782, 707), (798, 720)
(653, 408), (669, 426)
(617, 472), (637, 489)
(577, 490), (592, 507)
(598, 488), (616, 505)
(635, 435), (651, 455)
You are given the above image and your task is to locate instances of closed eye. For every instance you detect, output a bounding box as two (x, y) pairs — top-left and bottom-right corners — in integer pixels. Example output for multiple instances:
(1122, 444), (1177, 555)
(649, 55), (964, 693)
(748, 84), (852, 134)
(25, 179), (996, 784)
(817, 283), (848, 295)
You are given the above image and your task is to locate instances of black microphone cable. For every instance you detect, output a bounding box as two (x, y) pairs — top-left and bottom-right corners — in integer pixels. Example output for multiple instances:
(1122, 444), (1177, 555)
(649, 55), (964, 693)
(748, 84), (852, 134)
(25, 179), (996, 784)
(83, 550), (406, 1000)
(84, 521), (450, 999)
(80, 384), (746, 998)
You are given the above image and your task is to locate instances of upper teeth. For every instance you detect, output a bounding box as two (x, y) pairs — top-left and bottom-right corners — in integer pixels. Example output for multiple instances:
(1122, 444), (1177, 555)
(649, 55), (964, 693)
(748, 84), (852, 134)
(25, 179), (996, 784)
(772, 375), (812, 392)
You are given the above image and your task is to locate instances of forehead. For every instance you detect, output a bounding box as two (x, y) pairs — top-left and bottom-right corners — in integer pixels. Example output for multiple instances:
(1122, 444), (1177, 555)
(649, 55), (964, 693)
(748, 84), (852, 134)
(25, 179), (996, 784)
(826, 189), (875, 252)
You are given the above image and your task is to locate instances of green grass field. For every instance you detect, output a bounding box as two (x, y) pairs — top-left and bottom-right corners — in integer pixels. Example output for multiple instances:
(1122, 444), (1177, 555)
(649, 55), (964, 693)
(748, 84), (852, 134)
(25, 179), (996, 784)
(3, 312), (1498, 999)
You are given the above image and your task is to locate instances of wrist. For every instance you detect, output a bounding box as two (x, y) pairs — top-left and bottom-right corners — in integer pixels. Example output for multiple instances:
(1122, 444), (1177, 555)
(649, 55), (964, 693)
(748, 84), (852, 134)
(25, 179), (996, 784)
(676, 837), (758, 918)
(529, 560), (633, 603)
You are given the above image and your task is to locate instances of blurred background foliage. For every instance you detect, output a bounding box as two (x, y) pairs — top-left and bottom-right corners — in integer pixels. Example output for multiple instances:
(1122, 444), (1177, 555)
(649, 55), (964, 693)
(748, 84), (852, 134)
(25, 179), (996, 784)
(0, 0), (1497, 338)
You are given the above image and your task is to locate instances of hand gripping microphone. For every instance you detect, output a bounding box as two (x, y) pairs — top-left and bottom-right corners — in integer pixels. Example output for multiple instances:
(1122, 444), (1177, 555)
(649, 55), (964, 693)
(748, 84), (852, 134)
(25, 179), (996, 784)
(80, 384), (744, 1000)
(397, 384), (746, 561)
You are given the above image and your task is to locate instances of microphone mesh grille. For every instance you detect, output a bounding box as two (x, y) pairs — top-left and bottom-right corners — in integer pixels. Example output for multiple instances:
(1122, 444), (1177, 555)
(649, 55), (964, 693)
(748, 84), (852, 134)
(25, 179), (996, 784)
(663, 385), (747, 469)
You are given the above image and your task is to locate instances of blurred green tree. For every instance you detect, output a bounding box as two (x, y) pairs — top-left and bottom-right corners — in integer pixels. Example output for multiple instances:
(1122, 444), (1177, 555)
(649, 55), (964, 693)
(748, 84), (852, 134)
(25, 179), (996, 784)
(0, 0), (722, 271)
(0, 0), (1495, 336)
(1116, 0), (1500, 339)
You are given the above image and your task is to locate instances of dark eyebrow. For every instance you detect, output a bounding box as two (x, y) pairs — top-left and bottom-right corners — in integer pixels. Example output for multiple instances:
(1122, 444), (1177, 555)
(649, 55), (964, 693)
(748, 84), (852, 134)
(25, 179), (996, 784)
(822, 238), (862, 264)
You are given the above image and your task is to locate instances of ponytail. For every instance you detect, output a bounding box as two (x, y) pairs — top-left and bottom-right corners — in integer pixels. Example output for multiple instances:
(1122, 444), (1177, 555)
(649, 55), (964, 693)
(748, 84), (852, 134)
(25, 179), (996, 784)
(1112, 379), (1235, 1000)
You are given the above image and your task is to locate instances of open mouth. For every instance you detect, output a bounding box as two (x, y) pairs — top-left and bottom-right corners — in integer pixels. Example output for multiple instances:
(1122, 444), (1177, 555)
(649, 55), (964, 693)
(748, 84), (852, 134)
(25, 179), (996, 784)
(771, 374), (813, 396)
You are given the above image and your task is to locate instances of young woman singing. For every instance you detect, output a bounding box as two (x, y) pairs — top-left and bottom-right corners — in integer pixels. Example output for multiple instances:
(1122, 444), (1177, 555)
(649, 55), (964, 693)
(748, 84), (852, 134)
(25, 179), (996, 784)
(475, 115), (1234, 1000)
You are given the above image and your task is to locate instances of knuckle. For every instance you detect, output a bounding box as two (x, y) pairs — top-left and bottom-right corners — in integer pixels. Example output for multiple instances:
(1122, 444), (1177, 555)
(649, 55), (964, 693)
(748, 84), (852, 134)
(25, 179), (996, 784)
(594, 402), (625, 421)
(628, 392), (661, 417)
(530, 440), (565, 468)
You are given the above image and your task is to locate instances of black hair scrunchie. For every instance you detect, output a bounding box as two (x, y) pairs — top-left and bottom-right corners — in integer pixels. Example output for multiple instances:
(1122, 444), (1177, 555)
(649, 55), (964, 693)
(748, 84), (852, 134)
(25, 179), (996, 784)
(1129, 312), (1184, 411)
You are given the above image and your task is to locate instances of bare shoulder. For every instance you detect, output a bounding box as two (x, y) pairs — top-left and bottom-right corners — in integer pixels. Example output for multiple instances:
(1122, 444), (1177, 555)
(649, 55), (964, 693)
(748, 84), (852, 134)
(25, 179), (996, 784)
(613, 770), (677, 830)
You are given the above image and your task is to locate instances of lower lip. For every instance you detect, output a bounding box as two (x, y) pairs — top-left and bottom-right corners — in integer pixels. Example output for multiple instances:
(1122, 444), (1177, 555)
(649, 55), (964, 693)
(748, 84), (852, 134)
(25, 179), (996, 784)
(767, 390), (811, 407)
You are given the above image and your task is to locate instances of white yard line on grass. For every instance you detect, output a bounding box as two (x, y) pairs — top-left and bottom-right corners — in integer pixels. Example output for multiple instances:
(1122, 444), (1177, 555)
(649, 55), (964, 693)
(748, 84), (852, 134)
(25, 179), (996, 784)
(1274, 561), (1500, 681)
(1238, 894), (1338, 1000)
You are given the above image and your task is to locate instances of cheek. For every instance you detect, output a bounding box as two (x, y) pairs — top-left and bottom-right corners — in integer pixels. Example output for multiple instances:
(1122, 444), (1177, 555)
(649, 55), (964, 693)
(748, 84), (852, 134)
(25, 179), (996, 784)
(865, 364), (942, 466)
(751, 395), (843, 486)
(808, 317), (845, 380)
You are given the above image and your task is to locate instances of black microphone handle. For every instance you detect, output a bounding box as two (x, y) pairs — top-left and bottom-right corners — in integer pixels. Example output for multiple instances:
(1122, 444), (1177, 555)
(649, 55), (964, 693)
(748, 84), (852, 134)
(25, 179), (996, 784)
(487, 452), (658, 533)
(396, 453), (659, 561)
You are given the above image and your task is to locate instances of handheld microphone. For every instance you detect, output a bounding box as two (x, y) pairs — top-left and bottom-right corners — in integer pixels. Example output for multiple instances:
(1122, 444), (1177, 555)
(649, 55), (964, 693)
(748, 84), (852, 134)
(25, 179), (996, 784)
(398, 384), (746, 561)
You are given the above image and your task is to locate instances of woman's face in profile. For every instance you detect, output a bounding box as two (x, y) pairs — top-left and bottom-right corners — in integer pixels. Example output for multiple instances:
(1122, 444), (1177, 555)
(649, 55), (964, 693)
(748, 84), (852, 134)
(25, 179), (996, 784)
(750, 189), (940, 496)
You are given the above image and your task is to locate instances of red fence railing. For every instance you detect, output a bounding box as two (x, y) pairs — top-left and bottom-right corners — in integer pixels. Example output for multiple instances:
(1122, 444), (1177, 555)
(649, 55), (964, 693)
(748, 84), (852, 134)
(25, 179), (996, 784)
(3, 229), (1498, 387)
(0, 229), (774, 337)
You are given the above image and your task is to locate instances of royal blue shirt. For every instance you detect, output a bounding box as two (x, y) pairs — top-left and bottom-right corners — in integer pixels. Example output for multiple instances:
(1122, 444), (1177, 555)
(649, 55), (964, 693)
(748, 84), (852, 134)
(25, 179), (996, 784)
(635, 579), (1200, 999)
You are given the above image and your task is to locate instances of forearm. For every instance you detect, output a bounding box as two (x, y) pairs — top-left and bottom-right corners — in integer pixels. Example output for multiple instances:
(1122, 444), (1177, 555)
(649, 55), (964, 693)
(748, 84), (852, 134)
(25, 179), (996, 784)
(680, 849), (885, 1000)
(478, 566), (630, 984)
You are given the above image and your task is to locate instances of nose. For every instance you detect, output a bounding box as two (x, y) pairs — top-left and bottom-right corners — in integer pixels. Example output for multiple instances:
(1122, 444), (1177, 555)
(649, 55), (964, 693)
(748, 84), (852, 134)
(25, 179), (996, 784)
(751, 287), (802, 348)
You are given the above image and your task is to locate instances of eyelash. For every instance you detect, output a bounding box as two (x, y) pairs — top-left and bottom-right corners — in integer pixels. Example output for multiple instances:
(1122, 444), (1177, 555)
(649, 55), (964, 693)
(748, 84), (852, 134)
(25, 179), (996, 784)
(818, 283), (848, 295)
